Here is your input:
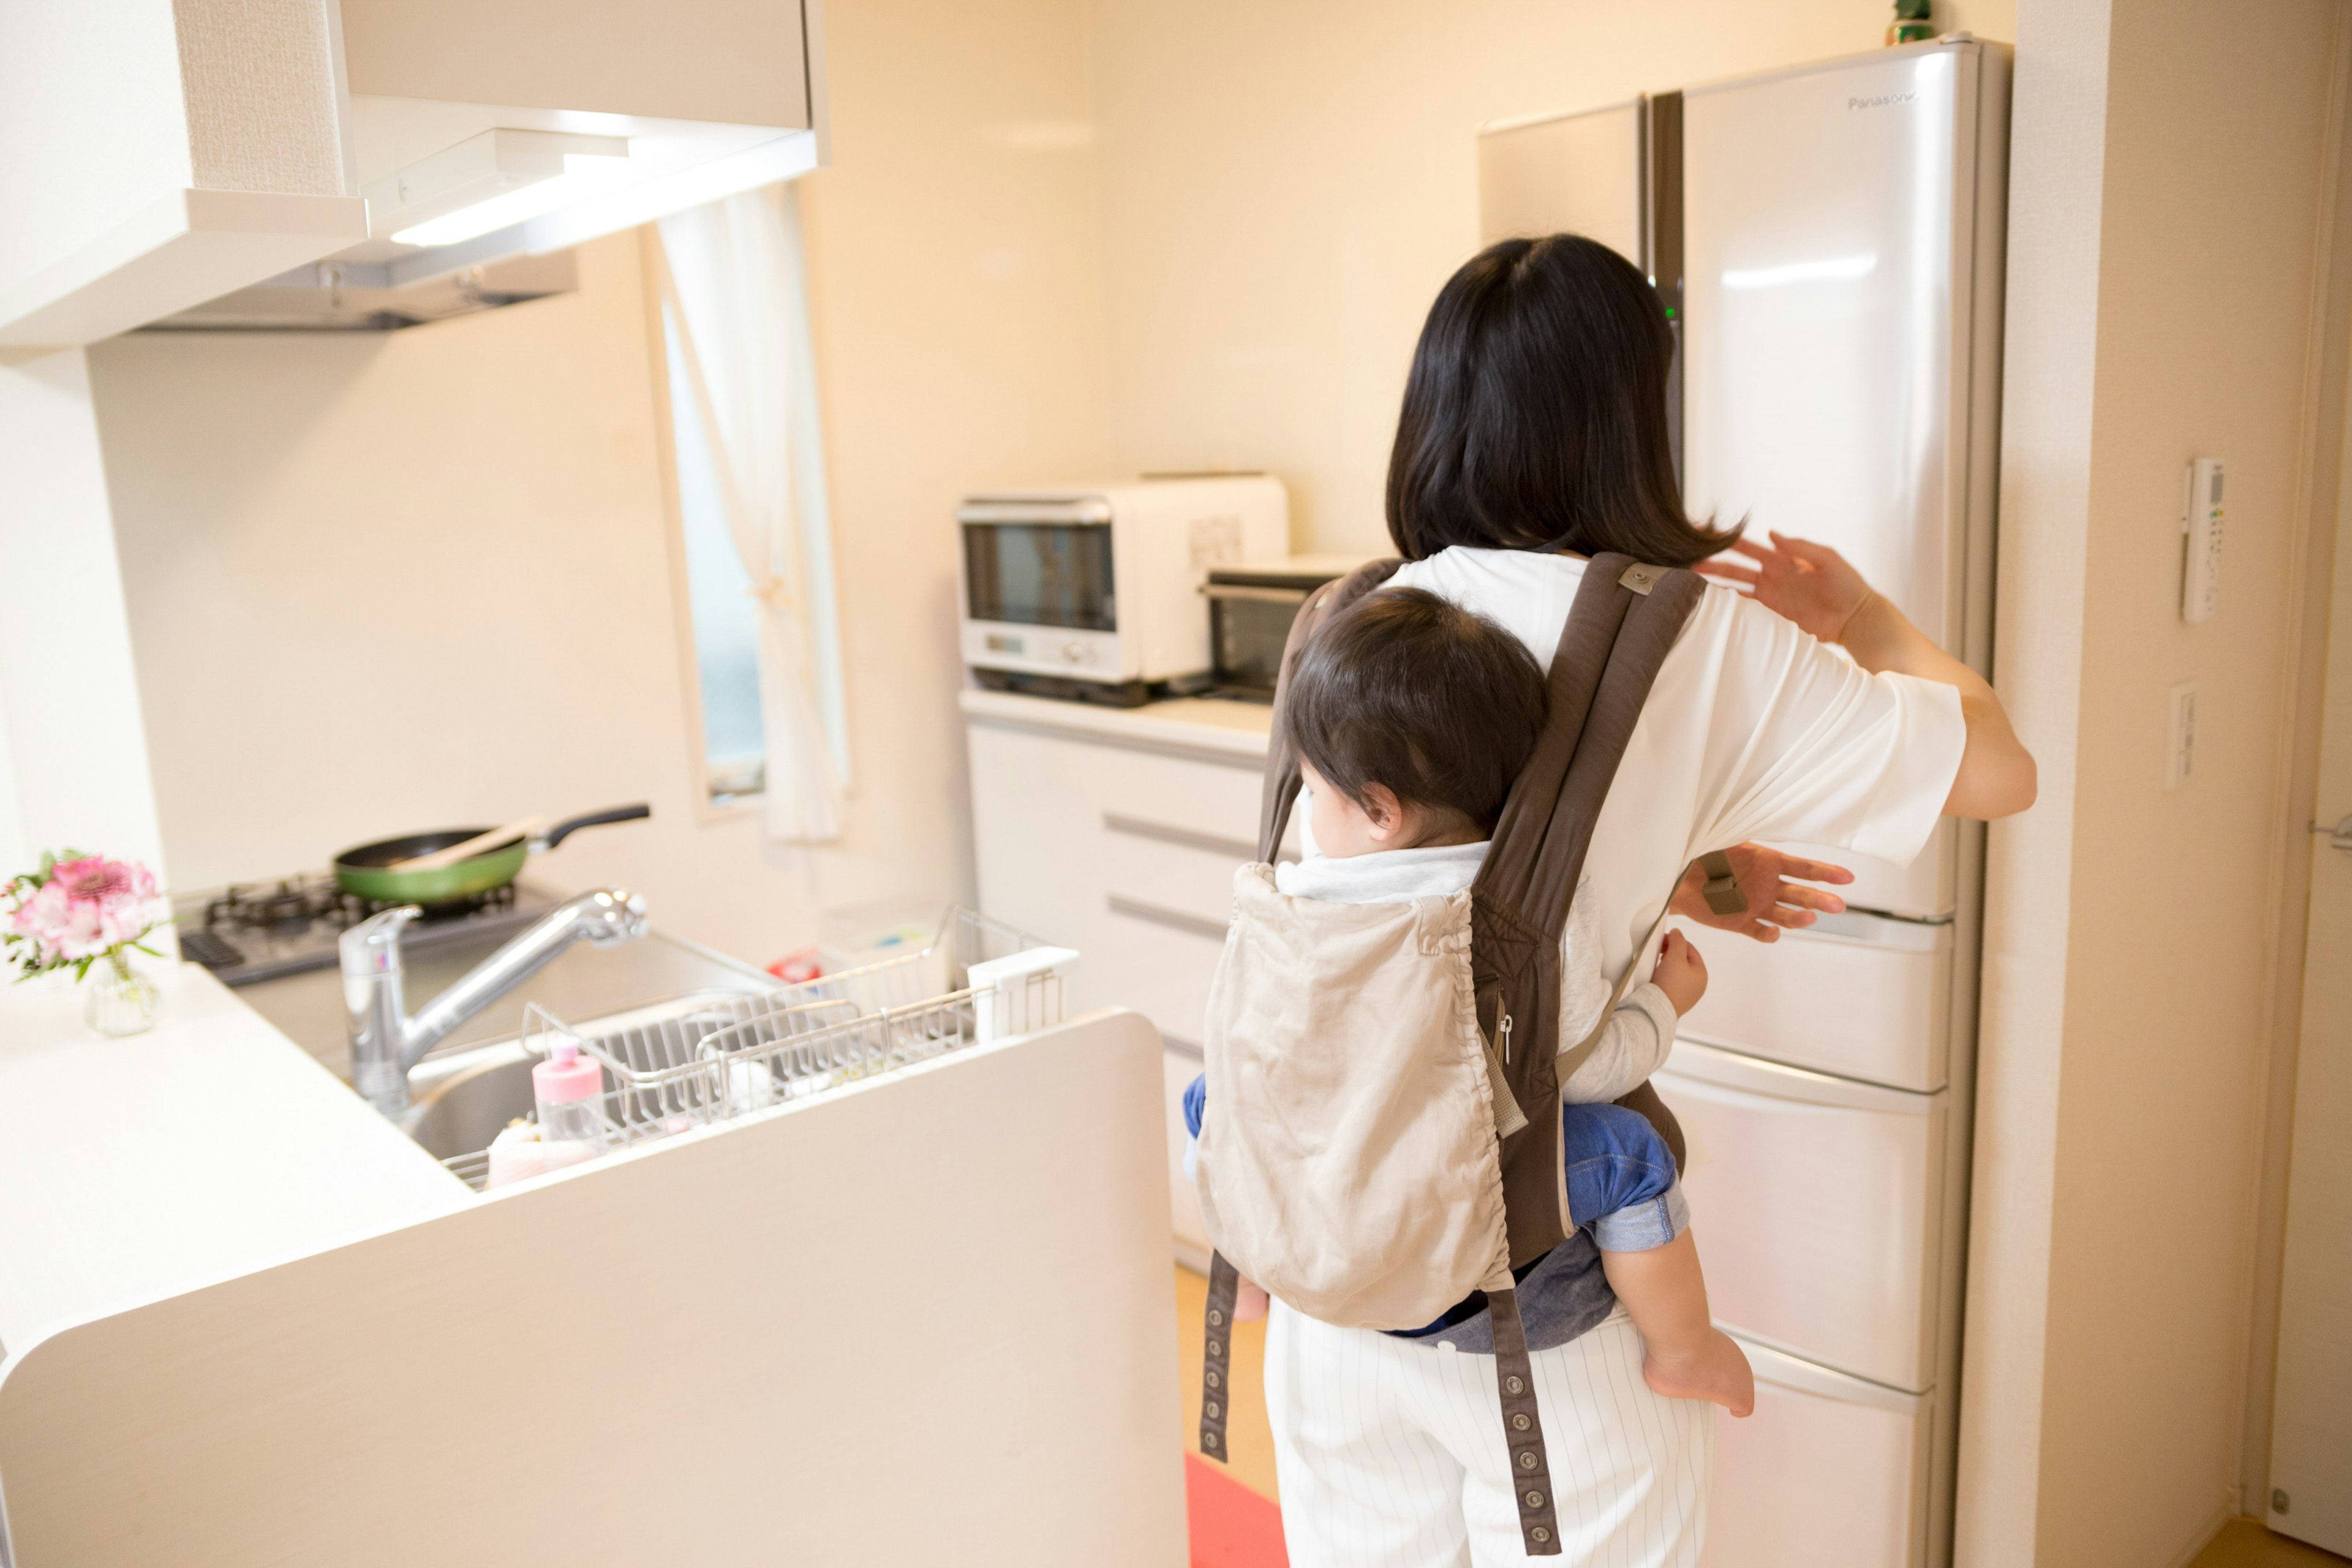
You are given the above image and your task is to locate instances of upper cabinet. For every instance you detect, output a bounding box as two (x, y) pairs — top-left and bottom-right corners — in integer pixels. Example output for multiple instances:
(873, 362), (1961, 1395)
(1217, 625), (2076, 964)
(0, 0), (826, 352)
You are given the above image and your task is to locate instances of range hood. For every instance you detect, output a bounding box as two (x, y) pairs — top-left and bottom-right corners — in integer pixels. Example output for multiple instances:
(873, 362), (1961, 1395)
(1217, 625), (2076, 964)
(0, 0), (826, 349)
(143, 252), (579, 333)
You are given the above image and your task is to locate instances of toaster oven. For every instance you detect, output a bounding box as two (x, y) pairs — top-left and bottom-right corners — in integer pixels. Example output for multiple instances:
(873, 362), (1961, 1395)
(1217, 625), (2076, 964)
(1204, 554), (1378, 701)
(959, 476), (1289, 706)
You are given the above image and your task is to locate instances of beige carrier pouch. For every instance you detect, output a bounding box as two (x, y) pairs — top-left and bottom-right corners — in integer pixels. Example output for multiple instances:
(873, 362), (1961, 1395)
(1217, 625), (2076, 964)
(1196, 864), (1516, 1330)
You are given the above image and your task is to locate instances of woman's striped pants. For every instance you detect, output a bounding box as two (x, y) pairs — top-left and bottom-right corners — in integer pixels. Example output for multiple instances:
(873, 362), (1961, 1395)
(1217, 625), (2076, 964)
(1266, 1302), (1713, 1566)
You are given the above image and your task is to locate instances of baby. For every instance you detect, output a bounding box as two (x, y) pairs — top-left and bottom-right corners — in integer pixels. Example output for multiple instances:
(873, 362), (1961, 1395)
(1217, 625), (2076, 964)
(1186, 584), (1754, 1417)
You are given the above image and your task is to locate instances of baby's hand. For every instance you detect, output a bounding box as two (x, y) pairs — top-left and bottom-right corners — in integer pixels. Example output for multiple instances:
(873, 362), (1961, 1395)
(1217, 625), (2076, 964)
(1653, 930), (1708, 1016)
(1236, 1275), (1270, 1322)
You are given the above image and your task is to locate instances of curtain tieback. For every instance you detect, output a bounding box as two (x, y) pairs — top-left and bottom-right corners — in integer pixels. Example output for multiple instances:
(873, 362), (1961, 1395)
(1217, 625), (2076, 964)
(747, 575), (795, 612)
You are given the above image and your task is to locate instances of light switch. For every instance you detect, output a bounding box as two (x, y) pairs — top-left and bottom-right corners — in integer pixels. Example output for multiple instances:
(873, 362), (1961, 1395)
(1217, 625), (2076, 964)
(2181, 458), (2224, 624)
(2166, 681), (2197, 790)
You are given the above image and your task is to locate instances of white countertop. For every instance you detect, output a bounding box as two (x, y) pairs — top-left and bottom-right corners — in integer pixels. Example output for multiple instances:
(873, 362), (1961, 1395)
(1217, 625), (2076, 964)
(957, 687), (1273, 761)
(0, 964), (469, 1365)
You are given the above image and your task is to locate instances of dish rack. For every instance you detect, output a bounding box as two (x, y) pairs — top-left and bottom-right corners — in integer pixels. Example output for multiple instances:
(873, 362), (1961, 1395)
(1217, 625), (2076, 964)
(444, 908), (1074, 1190)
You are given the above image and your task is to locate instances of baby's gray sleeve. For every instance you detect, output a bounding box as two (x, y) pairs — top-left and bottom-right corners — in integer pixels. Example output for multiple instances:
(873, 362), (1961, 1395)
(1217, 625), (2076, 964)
(1558, 981), (1681, 1104)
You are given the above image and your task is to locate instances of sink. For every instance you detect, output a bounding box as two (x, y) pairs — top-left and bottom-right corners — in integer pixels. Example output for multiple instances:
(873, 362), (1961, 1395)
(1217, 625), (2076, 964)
(403, 1042), (538, 1161)
(398, 987), (792, 1164)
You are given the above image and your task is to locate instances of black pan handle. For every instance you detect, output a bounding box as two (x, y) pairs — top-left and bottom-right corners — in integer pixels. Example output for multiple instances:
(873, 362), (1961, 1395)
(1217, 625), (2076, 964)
(541, 804), (652, 851)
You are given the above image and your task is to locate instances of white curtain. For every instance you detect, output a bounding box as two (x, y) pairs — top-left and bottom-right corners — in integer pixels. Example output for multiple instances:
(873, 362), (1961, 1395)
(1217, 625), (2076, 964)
(657, 184), (850, 843)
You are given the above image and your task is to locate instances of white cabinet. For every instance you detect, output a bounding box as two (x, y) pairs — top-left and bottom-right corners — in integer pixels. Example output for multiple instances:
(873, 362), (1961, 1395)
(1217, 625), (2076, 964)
(964, 692), (1275, 1261)
(1, 0), (823, 350)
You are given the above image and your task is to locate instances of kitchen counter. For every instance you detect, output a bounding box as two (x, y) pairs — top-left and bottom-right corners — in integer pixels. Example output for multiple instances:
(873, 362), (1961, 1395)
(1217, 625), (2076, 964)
(956, 687), (1274, 762)
(0, 965), (469, 1366)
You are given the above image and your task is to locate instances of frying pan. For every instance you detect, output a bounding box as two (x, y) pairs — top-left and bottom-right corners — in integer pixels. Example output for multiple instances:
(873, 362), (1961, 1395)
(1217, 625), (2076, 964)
(333, 805), (652, 905)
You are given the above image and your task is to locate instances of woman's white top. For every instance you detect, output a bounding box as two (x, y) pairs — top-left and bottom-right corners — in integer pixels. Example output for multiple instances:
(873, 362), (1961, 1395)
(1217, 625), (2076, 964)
(1275, 842), (1681, 1103)
(1308, 547), (1966, 1046)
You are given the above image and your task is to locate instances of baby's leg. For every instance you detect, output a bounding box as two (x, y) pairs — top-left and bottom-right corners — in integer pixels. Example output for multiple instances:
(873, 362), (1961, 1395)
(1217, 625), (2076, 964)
(1562, 1102), (1755, 1417)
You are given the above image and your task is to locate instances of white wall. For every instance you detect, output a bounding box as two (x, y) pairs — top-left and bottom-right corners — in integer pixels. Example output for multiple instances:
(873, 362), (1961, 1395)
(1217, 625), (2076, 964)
(89, 0), (1113, 967)
(0, 351), (172, 899)
(1962, 2), (2346, 1564)
(1088, 0), (2015, 552)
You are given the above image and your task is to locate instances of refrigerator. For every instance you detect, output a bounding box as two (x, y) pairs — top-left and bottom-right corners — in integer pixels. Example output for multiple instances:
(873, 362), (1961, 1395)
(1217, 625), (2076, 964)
(1477, 37), (2010, 1568)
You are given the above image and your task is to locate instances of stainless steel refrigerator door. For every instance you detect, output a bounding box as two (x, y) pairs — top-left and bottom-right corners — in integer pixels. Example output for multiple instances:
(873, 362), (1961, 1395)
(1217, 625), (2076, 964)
(1672, 910), (1953, 1092)
(1659, 1038), (1947, 1392)
(1477, 100), (1643, 261)
(1706, 1335), (1932, 1568)
(1681, 42), (1984, 654)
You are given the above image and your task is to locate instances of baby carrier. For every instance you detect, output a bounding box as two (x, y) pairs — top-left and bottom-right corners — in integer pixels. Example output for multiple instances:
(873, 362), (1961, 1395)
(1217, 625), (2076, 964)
(1193, 554), (1705, 1556)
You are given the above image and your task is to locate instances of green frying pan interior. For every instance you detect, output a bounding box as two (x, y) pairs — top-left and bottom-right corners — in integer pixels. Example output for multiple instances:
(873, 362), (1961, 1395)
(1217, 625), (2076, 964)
(334, 829), (531, 906)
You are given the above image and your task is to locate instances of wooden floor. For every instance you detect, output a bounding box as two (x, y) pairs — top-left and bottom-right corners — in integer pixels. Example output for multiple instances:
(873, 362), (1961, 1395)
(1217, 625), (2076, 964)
(2188, 1518), (2349, 1567)
(1174, 1264), (1280, 1502)
(1173, 1268), (2350, 1566)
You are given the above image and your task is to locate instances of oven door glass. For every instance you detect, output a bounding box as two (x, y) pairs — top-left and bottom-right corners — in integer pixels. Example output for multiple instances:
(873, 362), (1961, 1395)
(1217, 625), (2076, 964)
(1209, 590), (1307, 698)
(963, 522), (1116, 631)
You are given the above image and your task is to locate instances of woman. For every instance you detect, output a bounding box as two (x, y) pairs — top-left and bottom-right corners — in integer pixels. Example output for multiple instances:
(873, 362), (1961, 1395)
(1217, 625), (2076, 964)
(1261, 235), (2035, 1566)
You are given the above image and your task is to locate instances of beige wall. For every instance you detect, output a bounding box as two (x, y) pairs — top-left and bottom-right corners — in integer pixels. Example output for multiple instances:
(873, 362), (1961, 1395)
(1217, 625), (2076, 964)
(89, 0), (1112, 965)
(1964, 2), (2346, 1564)
(1088, 0), (2015, 552)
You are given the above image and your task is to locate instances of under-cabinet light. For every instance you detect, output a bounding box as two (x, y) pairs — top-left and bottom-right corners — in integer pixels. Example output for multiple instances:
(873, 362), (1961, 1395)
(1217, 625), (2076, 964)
(365, 129), (632, 248)
(391, 153), (634, 247)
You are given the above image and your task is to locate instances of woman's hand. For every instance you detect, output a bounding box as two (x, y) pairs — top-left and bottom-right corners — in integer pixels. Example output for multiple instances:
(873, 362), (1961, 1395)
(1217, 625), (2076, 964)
(1697, 532), (1875, 643)
(1670, 844), (1853, 943)
(1700, 530), (2038, 821)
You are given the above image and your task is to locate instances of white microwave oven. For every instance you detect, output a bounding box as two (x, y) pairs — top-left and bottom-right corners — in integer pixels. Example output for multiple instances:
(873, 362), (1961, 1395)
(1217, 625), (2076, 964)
(958, 476), (1289, 706)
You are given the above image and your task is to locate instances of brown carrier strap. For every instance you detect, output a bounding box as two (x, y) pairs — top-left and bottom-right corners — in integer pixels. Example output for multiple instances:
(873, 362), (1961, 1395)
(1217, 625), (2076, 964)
(1489, 1286), (1563, 1555)
(1199, 1251), (1243, 1463)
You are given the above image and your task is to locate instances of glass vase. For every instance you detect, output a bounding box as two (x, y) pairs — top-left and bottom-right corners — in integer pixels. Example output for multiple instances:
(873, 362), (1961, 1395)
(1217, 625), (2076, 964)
(84, 950), (160, 1038)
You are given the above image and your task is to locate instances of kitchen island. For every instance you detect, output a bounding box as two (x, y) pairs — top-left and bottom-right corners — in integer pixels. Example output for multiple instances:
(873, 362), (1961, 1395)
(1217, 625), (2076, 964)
(0, 964), (467, 1366)
(0, 941), (1184, 1567)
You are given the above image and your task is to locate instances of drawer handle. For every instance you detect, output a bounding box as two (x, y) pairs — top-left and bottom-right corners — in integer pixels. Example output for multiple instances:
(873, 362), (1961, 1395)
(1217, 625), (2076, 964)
(1107, 894), (1231, 942)
(1102, 813), (1259, 862)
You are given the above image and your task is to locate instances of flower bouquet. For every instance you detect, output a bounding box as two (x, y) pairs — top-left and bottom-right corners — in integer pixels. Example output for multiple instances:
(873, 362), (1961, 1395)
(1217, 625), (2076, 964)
(3, 851), (168, 1035)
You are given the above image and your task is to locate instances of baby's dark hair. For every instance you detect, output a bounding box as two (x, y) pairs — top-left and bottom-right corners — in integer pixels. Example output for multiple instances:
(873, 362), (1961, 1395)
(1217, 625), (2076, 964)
(1286, 586), (1547, 834)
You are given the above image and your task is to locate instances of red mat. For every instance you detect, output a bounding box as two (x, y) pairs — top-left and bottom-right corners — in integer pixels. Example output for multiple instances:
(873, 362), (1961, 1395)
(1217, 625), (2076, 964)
(1185, 1453), (1289, 1568)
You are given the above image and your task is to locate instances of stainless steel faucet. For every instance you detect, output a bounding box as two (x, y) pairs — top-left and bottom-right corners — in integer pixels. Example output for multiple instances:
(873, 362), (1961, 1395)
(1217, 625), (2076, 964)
(342, 888), (650, 1117)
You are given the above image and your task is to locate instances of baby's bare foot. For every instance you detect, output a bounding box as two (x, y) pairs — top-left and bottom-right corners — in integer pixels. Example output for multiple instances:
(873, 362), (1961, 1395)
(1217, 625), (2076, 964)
(1643, 1329), (1755, 1417)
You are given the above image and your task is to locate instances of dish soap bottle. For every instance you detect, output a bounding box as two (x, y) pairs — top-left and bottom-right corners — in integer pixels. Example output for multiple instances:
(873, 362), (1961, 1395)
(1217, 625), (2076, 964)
(533, 1039), (608, 1172)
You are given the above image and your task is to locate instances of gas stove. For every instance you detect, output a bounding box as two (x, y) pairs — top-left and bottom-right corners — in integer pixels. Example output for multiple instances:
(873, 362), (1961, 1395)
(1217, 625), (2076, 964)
(172, 872), (559, 987)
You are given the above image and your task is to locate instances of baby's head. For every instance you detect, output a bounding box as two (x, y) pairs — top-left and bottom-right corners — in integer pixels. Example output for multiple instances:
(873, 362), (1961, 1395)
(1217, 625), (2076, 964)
(1287, 586), (1547, 857)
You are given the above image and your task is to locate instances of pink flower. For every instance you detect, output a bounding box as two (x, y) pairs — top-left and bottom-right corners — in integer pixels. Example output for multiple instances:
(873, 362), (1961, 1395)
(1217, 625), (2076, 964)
(7, 854), (159, 968)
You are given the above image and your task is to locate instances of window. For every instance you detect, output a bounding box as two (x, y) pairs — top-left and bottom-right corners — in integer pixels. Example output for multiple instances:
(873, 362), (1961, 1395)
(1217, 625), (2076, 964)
(646, 184), (850, 834)
(661, 307), (769, 802)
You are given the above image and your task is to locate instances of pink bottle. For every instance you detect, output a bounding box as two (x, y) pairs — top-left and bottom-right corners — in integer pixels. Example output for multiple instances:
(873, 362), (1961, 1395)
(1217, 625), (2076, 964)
(533, 1039), (607, 1171)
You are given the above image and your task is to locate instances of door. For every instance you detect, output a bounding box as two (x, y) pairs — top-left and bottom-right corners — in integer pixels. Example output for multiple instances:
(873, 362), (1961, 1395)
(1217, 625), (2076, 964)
(2267, 473), (2352, 1553)
(1476, 100), (1644, 260)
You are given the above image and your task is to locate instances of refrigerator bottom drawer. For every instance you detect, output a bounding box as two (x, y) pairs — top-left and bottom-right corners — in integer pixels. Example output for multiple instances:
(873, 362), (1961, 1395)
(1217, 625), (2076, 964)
(1705, 1336), (1932, 1568)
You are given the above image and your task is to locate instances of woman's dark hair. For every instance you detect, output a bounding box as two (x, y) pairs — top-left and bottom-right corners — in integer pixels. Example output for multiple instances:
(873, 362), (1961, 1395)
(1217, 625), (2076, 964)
(1384, 233), (1737, 567)
(1287, 587), (1545, 834)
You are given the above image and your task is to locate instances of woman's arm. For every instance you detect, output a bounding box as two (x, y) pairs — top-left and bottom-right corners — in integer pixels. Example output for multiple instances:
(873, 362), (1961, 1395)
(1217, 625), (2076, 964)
(1698, 532), (2037, 820)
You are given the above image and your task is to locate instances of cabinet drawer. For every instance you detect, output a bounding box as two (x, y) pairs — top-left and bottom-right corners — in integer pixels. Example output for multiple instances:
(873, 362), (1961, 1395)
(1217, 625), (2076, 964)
(1100, 816), (1250, 931)
(1672, 911), (1951, 1092)
(1705, 1335), (1931, 1568)
(1659, 1039), (1945, 1392)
